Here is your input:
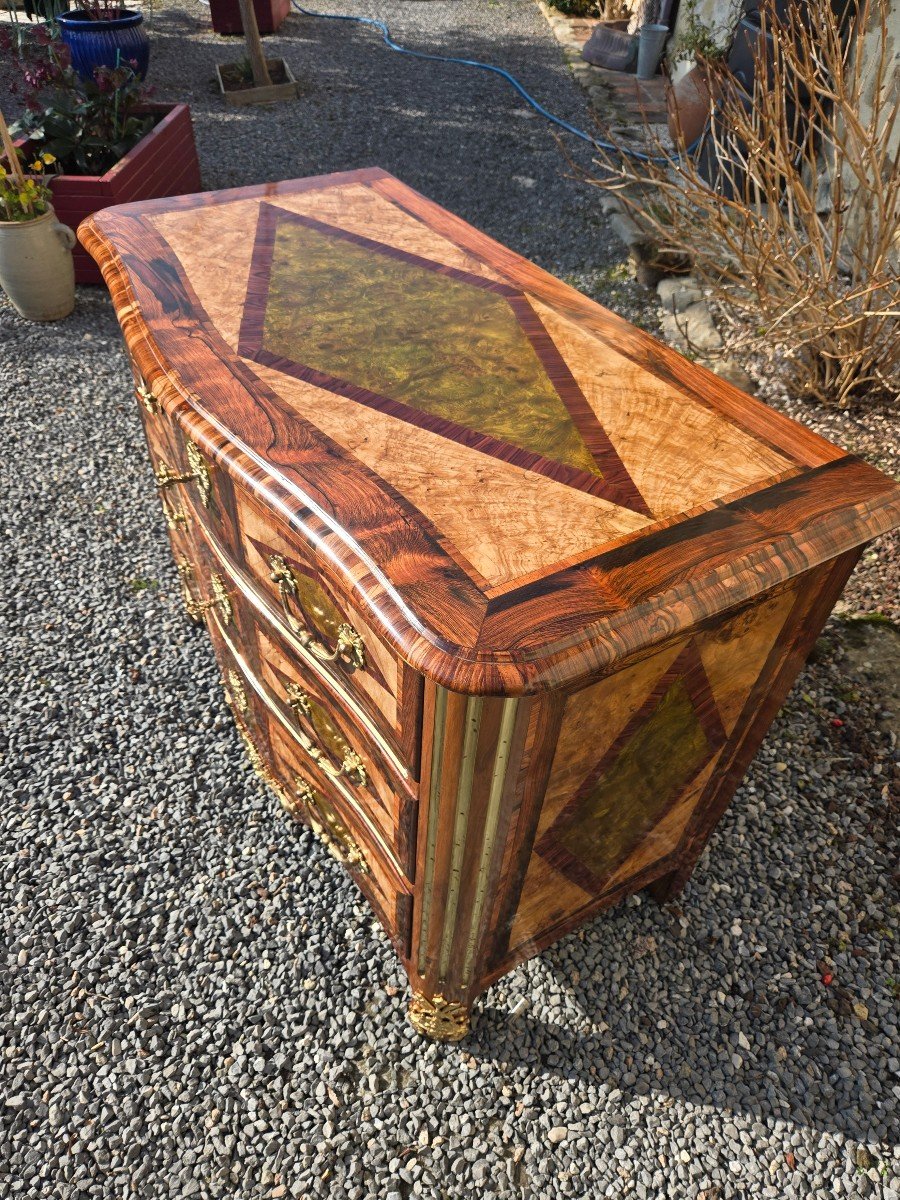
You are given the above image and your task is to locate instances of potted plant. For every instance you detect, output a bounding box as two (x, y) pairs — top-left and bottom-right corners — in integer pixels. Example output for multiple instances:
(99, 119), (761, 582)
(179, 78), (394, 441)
(20, 0), (151, 78)
(0, 109), (75, 321)
(209, 0), (291, 38)
(3, 25), (200, 283)
(55, 0), (150, 80)
(217, 0), (298, 105)
(667, 0), (741, 144)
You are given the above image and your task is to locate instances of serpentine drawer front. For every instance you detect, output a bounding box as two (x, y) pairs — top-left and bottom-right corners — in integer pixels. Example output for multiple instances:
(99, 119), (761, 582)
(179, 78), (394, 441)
(83, 168), (900, 1041)
(205, 618), (414, 961)
(186, 521), (419, 876)
(136, 386), (417, 769)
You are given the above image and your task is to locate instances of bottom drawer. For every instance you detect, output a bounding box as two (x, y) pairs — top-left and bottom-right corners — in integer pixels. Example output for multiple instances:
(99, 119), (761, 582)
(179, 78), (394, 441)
(209, 623), (414, 962)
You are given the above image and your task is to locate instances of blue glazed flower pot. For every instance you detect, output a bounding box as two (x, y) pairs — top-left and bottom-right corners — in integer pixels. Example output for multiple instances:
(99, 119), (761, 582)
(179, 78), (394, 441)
(57, 9), (150, 80)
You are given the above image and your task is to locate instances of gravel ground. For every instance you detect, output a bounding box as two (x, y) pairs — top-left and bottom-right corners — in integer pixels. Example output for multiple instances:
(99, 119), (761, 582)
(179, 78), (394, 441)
(754, 376), (900, 625)
(1, 3), (898, 1198)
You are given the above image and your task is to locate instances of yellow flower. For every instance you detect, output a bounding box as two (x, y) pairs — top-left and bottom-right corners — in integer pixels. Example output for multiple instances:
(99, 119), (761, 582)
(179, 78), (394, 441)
(31, 160), (44, 173)
(0, 165), (6, 177)
(41, 152), (56, 164)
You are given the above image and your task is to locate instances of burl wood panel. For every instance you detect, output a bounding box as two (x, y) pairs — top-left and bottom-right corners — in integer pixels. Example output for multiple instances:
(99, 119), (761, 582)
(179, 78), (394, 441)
(505, 580), (801, 959)
(83, 171), (900, 1039)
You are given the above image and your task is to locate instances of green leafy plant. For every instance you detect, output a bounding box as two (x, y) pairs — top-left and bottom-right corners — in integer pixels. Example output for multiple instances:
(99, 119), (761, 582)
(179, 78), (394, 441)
(17, 67), (155, 174)
(0, 144), (54, 221)
(228, 56), (255, 85)
(20, 0), (71, 20)
(546, 0), (638, 26)
(673, 0), (742, 61)
(546, 0), (604, 16)
(18, 0), (128, 19)
(3, 24), (155, 175)
(127, 576), (159, 593)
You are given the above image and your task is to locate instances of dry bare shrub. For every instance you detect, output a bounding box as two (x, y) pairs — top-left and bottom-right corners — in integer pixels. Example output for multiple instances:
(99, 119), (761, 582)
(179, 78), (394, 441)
(590, 0), (900, 407)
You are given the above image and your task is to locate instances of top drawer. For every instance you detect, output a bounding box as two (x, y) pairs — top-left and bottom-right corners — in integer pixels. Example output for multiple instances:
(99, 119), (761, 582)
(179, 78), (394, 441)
(140, 391), (422, 774)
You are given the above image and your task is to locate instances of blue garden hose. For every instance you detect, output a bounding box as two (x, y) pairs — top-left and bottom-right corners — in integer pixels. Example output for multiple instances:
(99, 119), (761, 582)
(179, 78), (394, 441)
(290, 1), (696, 163)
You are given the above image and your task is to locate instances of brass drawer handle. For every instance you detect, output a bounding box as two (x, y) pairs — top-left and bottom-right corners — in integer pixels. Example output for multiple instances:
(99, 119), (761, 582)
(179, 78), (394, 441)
(230, 709), (368, 874)
(177, 557), (232, 625)
(155, 440), (211, 508)
(222, 668), (248, 715)
(136, 379), (158, 414)
(233, 718), (293, 812)
(286, 683), (368, 787)
(294, 776), (369, 873)
(267, 554), (366, 671)
(161, 494), (189, 529)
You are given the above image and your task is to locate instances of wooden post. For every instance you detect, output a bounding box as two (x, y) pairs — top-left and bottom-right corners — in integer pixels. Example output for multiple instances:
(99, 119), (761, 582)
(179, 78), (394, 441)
(0, 107), (34, 219)
(0, 109), (26, 188)
(236, 0), (272, 88)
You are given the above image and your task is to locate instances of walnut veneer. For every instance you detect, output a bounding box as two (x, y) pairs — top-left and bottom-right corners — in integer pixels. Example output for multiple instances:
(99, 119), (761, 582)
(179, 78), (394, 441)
(80, 169), (900, 1040)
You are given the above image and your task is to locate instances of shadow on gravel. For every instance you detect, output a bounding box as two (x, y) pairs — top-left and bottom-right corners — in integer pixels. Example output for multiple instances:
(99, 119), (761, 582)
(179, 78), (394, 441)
(465, 873), (894, 1145)
(137, 3), (612, 274)
(472, 982), (888, 1147)
(452, 632), (898, 1148)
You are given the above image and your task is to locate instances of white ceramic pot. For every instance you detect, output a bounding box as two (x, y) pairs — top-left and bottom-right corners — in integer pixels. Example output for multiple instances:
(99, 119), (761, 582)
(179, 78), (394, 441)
(0, 206), (76, 322)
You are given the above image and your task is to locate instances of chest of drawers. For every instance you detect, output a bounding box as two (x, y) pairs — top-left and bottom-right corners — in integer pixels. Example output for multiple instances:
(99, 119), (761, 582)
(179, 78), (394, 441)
(81, 168), (900, 1041)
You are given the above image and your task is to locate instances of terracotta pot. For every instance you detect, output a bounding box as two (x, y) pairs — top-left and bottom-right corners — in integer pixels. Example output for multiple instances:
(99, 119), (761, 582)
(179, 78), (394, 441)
(0, 205), (76, 322)
(667, 59), (715, 146)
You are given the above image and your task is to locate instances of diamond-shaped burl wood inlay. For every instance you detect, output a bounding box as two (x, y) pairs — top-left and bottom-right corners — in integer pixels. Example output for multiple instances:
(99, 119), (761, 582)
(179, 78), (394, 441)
(535, 641), (727, 896)
(236, 203), (649, 515)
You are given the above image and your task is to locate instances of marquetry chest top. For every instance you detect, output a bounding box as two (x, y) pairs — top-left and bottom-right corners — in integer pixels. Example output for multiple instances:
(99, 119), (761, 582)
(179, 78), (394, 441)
(81, 168), (900, 695)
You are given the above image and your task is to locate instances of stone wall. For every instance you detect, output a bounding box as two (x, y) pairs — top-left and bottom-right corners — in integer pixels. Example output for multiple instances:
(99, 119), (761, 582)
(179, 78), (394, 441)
(665, 0), (742, 80)
(855, 0), (900, 158)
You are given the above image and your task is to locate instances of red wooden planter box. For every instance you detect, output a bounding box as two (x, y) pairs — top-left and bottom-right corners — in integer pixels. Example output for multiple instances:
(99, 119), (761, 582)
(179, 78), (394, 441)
(209, 0), (291, 35)
(21, 103), (201, 285)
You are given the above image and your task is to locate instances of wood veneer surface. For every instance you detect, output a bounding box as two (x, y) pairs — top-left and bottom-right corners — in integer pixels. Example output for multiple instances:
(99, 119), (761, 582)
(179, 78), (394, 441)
(502, 575), (810, 963)
(80, 168), (900, 694)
